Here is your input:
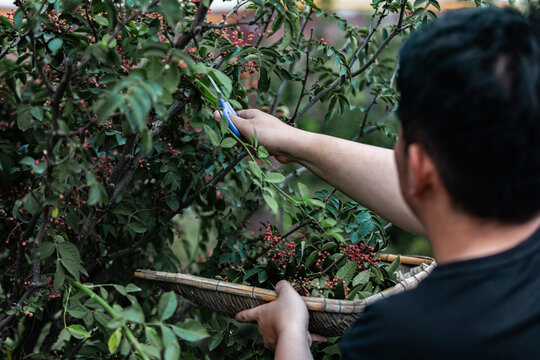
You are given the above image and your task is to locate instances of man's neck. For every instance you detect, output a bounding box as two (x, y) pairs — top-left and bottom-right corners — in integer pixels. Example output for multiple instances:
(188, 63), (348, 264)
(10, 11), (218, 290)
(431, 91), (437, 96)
(423, 212), (540, 265)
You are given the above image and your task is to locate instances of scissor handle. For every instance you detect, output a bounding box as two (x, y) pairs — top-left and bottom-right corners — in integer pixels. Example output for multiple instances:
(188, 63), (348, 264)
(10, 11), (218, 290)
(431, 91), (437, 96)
(219, 99), (245, 141)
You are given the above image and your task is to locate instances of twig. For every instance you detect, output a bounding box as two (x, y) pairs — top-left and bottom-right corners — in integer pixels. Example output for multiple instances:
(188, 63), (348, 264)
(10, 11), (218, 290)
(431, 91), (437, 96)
(33, 207), (51, 285)
(351, 105), (394, 142)
(282, 219), (315, 239)
(203, 16), (264, 30)
(13, 214), (40, 297)
(359, 91), (380, 137)
(289, 28), (314, 125)
(270, 7), (312, 115)
(0, 37), (20, 62)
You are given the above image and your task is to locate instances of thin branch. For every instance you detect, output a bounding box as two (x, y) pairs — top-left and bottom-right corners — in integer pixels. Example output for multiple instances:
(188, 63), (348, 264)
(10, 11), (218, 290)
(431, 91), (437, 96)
(0, 37), (20, 62)
(289, 28), (314, 125)
(203, 16), (264, 30)
(13, 214), (40, 297)
(270, 7), (312, 115)
(282, 219), (315, 239)
(33, 207), (51, 285)
(359, 91), (380, 137)
(351, 105), (394, 142)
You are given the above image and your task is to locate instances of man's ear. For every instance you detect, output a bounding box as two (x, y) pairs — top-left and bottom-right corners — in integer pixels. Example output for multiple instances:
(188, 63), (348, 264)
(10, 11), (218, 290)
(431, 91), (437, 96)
(406, 143), (438, 197)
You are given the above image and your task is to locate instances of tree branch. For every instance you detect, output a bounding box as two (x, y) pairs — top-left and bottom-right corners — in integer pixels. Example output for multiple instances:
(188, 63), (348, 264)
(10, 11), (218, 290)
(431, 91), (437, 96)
(174, 0), (214, 50)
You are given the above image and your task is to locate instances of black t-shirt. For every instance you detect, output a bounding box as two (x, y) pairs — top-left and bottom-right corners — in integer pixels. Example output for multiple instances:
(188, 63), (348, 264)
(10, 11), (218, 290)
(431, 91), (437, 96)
(340, 225), (540, 359)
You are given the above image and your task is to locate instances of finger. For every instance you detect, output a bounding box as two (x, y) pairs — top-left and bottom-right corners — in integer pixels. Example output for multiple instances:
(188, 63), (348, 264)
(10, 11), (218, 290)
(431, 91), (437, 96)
(310, 333), (327, 343)
(274, 280), (294, 296)
(213, 110), (221, 122)
(236, 109), (258, 119)
(235, 307), (259, 323)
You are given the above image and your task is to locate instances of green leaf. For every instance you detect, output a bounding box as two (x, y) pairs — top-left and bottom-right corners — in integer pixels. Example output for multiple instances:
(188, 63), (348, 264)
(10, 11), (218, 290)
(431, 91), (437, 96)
(128, 222), (147, 234)
(67, 324), (91, 339)
(298, 182), (309, 200)
(164, 196), (180, 211)
(94, 15), (109, 26)
(141, 128), (152, 153)
(160, 0), (181, 25)
(172, 319), (210, 342)
(40, 241), (56, 260)
(158, 291), (177, 321)
(208, 332), (224, 351)
(386, 256), (401, 275)
(281, 18), (294, 49)
(88, 186), (100, 205)
(322, 218), (337, 228)
(48, 38), (63, 52)
(352, 269), (370, 287)
(243, 267), (261, 281)
(17, 109), (32, 131)
(163, 64), (181, 93)
(263, 193), (279, 214)
(123, 304), (145, 323)
(248, 161), (263, 179)
(108, 328), (122, 354)
(54, 260), (65, 290)
(210, 69), (233, 98)
(264, 172), (285, 183)
(94, 92), (124, 121)
(220, 137), (236, 148)
(203, 124), (220, 147)
(19, 157), (35, 167)
(58, 242), (81, 281)
(145, 326), (162, 350)
(282, 212), (292, 231)
(164, 342), (180, 360)
(335, 261), (357, 287)
(305, 250), (318, 268)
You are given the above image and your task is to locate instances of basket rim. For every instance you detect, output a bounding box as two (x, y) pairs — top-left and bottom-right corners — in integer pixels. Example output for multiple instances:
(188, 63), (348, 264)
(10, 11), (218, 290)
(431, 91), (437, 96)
(134, 254), (436, 314)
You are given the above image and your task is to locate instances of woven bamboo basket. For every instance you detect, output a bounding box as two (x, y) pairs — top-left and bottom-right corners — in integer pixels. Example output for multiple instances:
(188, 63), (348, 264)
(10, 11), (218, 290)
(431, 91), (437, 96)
(134, 254), (435, 337)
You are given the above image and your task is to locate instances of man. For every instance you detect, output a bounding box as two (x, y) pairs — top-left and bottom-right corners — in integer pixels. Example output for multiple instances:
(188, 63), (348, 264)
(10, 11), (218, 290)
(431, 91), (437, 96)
(215, 7), (540, 359)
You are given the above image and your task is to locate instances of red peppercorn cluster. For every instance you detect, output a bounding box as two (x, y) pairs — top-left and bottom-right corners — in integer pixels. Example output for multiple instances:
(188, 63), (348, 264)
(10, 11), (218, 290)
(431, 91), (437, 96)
(340, 243), (378, 270)
(261, 225), (296, 267)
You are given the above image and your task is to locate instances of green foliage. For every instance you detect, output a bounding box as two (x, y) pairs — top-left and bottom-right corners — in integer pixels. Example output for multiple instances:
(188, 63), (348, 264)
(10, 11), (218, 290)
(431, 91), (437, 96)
(0, 0), (450, 358)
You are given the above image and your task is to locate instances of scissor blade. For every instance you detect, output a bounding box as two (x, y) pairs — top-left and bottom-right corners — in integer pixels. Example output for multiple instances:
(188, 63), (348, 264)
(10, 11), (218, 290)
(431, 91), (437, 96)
(207, 75), (222, 96)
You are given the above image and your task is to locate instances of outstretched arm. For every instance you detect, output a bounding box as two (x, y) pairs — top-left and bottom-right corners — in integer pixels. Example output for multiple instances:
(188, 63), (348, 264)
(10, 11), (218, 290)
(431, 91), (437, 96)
(216, 109), (425, 235)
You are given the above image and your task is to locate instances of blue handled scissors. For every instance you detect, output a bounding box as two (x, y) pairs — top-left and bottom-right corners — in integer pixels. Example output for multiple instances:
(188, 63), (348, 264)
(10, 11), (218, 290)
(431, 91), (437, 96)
(207, 75), (245, 141)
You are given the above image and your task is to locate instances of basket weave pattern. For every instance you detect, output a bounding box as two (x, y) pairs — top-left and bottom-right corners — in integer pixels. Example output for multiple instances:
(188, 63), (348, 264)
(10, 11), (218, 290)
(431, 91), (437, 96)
(135, 254), (435, 337)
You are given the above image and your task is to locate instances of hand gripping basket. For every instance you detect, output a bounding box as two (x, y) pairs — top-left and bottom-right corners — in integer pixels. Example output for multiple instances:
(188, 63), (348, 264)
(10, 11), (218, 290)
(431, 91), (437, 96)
(134, 254), (435, 337)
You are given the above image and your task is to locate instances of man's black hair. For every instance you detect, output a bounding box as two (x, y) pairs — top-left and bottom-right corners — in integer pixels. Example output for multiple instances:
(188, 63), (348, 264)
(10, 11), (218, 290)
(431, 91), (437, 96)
(397, 6), (540, 223)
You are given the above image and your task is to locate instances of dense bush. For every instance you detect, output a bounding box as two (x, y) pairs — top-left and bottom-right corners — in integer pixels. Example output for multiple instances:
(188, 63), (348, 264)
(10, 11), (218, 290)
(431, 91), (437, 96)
(0, 0), (444, 358)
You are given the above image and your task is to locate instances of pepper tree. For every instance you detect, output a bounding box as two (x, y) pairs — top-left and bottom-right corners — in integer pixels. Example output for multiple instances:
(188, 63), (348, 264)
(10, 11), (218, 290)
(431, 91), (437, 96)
(0, 0), (449, 358)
